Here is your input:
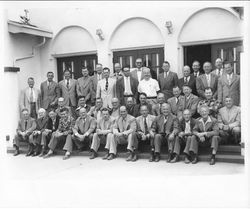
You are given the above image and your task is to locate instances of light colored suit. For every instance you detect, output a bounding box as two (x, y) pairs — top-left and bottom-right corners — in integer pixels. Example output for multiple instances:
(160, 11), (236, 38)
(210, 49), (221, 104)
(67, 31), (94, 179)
(76, 76), (93, 103)
(40, 80), (60, 110)
(59, 79), (77, 107)
(218, 106), (240, 129)
(20, 87), (41, 115)
(217, 74), (240, 106)
(179, 93), (199, 117)
(196, 73), (218, 99)
(96, 78), (116, 108)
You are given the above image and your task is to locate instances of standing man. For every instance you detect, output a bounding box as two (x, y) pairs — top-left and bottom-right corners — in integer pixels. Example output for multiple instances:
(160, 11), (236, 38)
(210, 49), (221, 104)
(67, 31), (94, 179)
(130, 58), (145, 81)
(13, 108), (36, 156)
(40, 71), (60, 111)
(113, 106), (138, 161)
(192, 105), (220, 165)
(158, 61), (179, 101)
(191, 60), (203, 78)
(212, 58), (224, 77)
(138, 67), (160, 106)
(178, 65), (197, 96)
(90, 108), (116, 160)
(218, 96), (241, 144)
(20, 77), (41, 119)
(136, 105), (155, 162)
(96, 67), (116, 108)
(152, 92), (165, 116)
(76, 67), (93, 105)
(91, 63), (104, 104)
(111, 63), (123, 98)
(58, 69), (77, 109)
(196, 62), (218, 99)
(150, 103), (179, 162)
(218, 62), (240, 106)
(116, 66), (139, 105)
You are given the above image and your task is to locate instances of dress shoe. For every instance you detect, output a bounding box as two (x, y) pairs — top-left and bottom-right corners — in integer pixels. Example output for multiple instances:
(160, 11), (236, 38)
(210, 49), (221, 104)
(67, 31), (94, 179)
(210, 157), (215, 165)
(32, 152), (39, 157)
(166, 154), (172, 163)
(107, 154), (115, 160)
(43, 152), (53, 159)
(191, 156), (198, 164)
(149, 154), (155, 162)
(39, 150), (46, 157)
(184, 156), (191, 164)
(89, 151), (97, 159)
(126, 153), (133, 161)
(13, 149), (19, 156)
(102, 153), (109, 160)
(170, 155), (179, 163)
(131, 154), (137, 162)
(63, 154), (70, 160)
(26, 150), (34, 157)
(154, 154), (161, 162)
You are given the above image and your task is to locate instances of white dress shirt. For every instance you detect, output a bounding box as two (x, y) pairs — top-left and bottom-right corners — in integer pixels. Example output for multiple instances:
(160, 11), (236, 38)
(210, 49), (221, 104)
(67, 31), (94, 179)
(29, 88), (36, 102)
(137, 68), (142, 81)
(184, 120), (191, 134)
(205, 73), (211, 87)
(227, 73), (233, 85)
(138, 78), (160, 97)
(124, 76), (133, 95)
(164, 71), (169, 79)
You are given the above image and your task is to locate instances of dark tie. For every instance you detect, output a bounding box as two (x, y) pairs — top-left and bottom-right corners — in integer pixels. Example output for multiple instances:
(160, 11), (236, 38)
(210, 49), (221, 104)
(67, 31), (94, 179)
(163, 117), (168, 133)
(184, 77), (188, 84)
(25, 120), (28, 131)
(194, 73), (197, 77)
(66, 80), (69, 89)
(144, 117), (148, 134)
(105, 78), (109, 91)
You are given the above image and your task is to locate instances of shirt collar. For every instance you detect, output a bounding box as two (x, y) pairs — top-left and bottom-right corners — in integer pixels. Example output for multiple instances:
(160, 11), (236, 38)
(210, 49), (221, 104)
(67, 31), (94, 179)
(199, 116), (212, 124)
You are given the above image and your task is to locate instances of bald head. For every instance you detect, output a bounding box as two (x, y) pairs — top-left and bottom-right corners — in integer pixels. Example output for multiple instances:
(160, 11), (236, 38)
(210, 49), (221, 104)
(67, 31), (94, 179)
(112, 97), (120, 109)
(120, 105), (127, 118)
(79, 107), (87, 119)
(203, 62), (212, 74)
(143, 67), (151, 80)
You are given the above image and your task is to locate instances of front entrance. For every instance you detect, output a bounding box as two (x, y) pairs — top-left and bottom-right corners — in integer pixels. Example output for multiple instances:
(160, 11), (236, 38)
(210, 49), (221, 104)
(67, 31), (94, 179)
(113, 47), (164, 79)
(57, 54), (98, 81)
(184, 41), (243, 74)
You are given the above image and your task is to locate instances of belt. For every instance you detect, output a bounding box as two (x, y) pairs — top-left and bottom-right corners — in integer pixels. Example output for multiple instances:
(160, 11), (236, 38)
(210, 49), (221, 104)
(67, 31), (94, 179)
(147, 97), (157, 99)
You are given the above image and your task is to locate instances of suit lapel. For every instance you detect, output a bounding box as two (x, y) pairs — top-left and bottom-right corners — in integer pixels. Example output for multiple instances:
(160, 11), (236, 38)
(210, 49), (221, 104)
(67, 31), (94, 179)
(202, 75), (208, 87)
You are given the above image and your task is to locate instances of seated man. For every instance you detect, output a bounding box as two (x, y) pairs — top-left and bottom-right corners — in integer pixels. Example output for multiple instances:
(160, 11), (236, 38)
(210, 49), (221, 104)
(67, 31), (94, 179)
(125, 96), (136, 116)
(29, 108), (48, 156)
(192, 105), (220, 165)
(176, 109), (197, 164)
(113, 106), (137, 162)
(43, 107), (75, 160)
(136, 105), (155, 162)
(197, 87), (221, 118)
(152, 92), (165, 116)
(88, 97), (103, 121)
(72, 107), (97, 158)
(90, 108), (115, 160)
(109, 97), (120, 120)
(150, 103), (179, 162)
(218, 96), (241, 144)
(13, 108), (36, 156)
(55, 97), (72, 117)
(40, 109), (60, 157)
(73, 96), (91, 119)
(133, 92), (152, 117)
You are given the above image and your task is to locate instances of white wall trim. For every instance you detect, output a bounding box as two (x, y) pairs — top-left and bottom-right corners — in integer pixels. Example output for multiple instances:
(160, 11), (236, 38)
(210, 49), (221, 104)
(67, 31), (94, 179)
(51, 50), (97, 58)
(111, 44), (164, 52)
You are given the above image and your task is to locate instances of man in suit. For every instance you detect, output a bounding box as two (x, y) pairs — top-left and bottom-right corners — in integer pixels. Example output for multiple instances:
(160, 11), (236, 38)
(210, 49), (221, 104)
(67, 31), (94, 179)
(20, 77), (41, 119)
(76, 67), (93, 105)
(40, 109), (60, 157)
(13, 108), (36, 156)
(90, 108), (115, 160)
(40, 72), (60, 111)
(116, 65), (139, 105)
(126, 97), (136, 116)
(218, 62), (240, 106)
(130, 58), (145, 81)
(113, 106), (138, 161)
(218, 96), (241, 144)
(111, 63), (123, 98)
(167, 86), (185, 120)
(152, 92), (165, 116)
(191, 60), (203, 78)
(133, 92), (152, 117)
(91, 63), (104, 104)
(178, 65), (197, 96)
(109, 98), (120, 120)
(150, 103), (179, 162)
(197, 87), (221, 118)
(192, 105), (220, 165)
(176, 109), (197, 164)
(212, 58), (224, 77)
(179, 85), (199, 119)
(158, 61), (179, 101)
(88, 97), (103, 121)
(136, 105), (156, 162)
(96, 67), (116, 108)
(73, 96), (91, 119)
(43, 107), (75, 160)
(29, 108), (48, 156)
(196, 62), (218, 99)
(58, 69), (77, 109)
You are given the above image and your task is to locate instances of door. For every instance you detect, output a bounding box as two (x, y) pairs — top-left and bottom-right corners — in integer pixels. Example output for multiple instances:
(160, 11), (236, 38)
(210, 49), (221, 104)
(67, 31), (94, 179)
(57, 54), (98, 81)
(113, 47), (164, 79)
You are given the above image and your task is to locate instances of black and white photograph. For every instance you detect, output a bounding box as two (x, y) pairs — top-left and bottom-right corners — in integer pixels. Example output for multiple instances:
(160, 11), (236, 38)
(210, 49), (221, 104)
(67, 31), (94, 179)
(0, 1), (249, 208)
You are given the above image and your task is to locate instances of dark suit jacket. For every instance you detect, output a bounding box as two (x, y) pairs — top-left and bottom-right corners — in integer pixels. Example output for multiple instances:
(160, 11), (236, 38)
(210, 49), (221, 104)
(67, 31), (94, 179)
(46, 116), (60, 132)
(76, 76), (93, 102)
(151, 114), (179, 135)
(59, 79), (77, 107)
(73, 115), (97, 135)
(116, 76), (139, 105)
(133, 103), (152, 117)
(126, 104), (135, 116)
(40, 80), (60, 110)
(35, 117), (48, 131)
(196, 73), (218, 99)
(179, 93), (199, 116)
(158, 71), (179, 101)
(130, 68), (145, 81)
(191, 71), (204, 79)
(16, 117), (36, 134)
(178, 75), (197, 96)
(178, 118), (196, 134)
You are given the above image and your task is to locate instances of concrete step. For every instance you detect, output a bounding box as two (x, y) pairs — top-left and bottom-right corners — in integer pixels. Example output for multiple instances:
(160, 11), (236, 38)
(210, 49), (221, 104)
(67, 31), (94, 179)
(7, 147), (244, 164)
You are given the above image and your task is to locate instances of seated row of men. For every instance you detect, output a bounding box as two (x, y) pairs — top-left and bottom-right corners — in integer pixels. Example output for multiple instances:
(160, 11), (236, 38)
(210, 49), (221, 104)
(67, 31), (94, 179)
(13, 94), (241, 165)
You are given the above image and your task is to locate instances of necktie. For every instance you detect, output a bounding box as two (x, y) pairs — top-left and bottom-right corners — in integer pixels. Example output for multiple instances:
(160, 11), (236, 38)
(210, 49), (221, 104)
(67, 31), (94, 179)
(194, 73), (197, 77)
(30, 88), (34, 102)
(159, 104), (162, 114)
(125, 77), (129, 93)
(163, 117), (168, 133)
(184, 77), (188, 84)
(207, 75), (210, 87)
(66, 80), (69, 89)
(122, 119), (126, 132)
(144, 117), (148, 134)
(228, 75), (232, 85)
(25, 120), (28, 131)
(218, 69), (221, 76)
(105, 78), (109, 91)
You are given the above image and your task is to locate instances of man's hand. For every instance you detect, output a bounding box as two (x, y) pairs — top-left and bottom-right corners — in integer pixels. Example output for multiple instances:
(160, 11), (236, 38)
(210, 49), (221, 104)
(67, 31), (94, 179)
(178, 132), (184, 138)
(169, 133), (175, 142)
(115, 132), (122, 137)
(223, 125), (229, 131)
(141, 134), (147, 141)
(200, 136), (206, 142)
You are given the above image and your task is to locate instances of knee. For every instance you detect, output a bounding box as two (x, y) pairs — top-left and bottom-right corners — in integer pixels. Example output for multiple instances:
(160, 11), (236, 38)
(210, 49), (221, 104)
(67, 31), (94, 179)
(154, 134), (161, 141)
(42, 131), (47, 137)
(93, 133), (98, 139)
(232, 127), (241, 134)
(107, 133), (113, 139)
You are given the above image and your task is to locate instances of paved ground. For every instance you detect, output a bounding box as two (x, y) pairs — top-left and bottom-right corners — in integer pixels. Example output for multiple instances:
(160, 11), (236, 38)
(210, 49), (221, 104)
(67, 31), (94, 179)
(0, 154), (249, 208)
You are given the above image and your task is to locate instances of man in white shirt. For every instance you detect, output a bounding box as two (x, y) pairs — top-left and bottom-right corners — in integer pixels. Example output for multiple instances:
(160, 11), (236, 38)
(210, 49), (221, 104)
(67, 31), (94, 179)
(212, 58), (224, 77)
(138, 67), (160, 106)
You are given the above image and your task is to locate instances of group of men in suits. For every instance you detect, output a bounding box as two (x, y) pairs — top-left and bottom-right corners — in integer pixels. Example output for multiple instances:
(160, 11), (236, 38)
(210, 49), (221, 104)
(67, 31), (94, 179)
(14, 58), (241, 165)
